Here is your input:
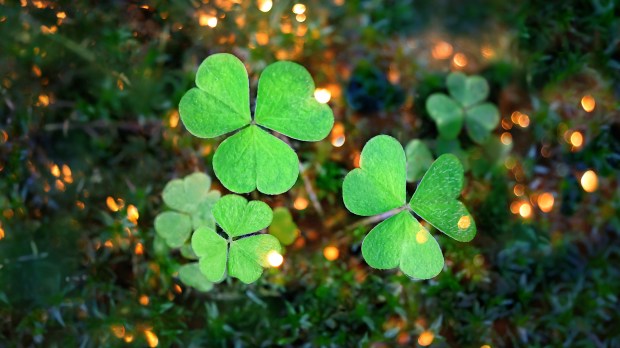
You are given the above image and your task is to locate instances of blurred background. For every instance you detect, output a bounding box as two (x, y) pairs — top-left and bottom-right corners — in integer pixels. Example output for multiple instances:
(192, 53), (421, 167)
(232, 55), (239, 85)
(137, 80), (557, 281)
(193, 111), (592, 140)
(1, 0), (619, 346)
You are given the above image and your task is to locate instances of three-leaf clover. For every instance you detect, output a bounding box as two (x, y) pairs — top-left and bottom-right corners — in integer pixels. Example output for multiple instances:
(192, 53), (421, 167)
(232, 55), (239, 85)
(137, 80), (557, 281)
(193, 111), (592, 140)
(426, 72), (499, 144)
(154, 172), (220, 248)
(191, 194), (282, 284)
(179, 53), (334, 195)
(342, 135), (476, 279)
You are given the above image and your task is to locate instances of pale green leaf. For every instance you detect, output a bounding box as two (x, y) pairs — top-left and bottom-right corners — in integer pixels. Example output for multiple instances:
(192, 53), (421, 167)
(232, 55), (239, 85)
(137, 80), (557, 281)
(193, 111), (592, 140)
(179, 263), (213, 292)
(343, 135), (406, 216)
(464, 102), (500, 144)
(179, 53), (251, 138)
(255, 61), (334, 141)
(213, 125), (298, 195)
(426, 93), (464, 139)
(268, 207), (299, 245)
(405, 139), (434, 182)
(212, 195), (273, 238)
(162, 172), (213, 213)
(446, 72), (489, 108)
(409, 154), (476, 242)
(154, 212), (192, 248)
(191, 227), (228, 282)
(191, 191), (221, 230)
(229, 234), (282, 284)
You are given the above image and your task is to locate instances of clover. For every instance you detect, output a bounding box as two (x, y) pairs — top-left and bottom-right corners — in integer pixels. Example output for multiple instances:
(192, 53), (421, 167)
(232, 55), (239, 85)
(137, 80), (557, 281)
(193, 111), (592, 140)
(191, 194), (282, 284)
(154, 172), (220, 248)
(178, 263), (213, 292)
(426, 72), (499, 144)
(179, 53), (334, 195)
(342, 135), (476, 279)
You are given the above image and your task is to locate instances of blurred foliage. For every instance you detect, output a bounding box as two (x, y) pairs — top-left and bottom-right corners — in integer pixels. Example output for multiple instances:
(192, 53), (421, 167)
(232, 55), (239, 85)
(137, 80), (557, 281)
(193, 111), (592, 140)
(1, 0), (619, 347)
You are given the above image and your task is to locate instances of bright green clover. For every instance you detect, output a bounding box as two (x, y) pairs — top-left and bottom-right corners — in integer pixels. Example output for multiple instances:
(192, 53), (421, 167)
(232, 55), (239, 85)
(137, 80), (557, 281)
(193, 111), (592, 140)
(342, 135), (476, 279)
(426, 72), (499, 144)
(154, 172), (220, 248)
(179, 53), (334, 195)
(268, 207), (299, 246)
(178, 263), (213, 292)
(405, 139), (434, 182)
(191, 194), (282, 284)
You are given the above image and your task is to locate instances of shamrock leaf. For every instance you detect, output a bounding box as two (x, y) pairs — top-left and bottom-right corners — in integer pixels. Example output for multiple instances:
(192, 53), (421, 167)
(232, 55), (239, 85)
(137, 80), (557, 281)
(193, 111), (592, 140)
(154, 172), (220, 248)
(179, 53), (334, 195)
(268, 207), (299, 245)
(178, 263), (213, 292)
(426, 72), (499, 144)
(191, 195), (282, 284)
(405, 139), (434, 182)
(342, 135), (476, 279)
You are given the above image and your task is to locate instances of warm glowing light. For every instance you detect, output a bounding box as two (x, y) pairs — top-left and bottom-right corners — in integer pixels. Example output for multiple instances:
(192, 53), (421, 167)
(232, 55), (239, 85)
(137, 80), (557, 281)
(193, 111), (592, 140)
(416, 230), (428, 244)
(513, 184), (524, 197)
(314, 88), (331, 104)
(104, 240), (113, 248)
(517, 114), (530, 128)
(510, 201), (521, 214)
(258, 0), (273, 12)
(501, 118), (513, 130)
(61, 164), (71, 177)
(255, 32), (269, 45)
(106, 196), (119, 212)
(0, 226), (5, 240)
(199, 14), (217, 27)
(111, 324), (125, 338)
(56, 11), (66, 19)
(418, 331), (434, 346)
(40, 25), (57, 34)
(50, 164), (61, 177)
(135, 242), (144, 255)
(55, 179), (65, 191)
(580, 170), (598, 192)
(124, 334), (134, 343)
(127, 204), (139, 224)
(295, 13), (306, 22)
(481, 345), (491, 348)
(32, 65), (42, 77)
(569, 131), (583, 147)
(331, 122), (345, 147)
(267, 250), (284, 267)
(581, 95), (595, 112)
(519, 202), (532, 218)
(481, 46), (495, 59)
(323, 245), (339, 261)
(76, 201), (85, 210)
(457, 216), (471, 229)
(169, 110), (179, 128)
(0, 130), (7, 144)
(139, 294), (150, 306)
(500, 132), (512, 145)
(292, 3), (306, 14)
(207, 16), (218, 28)
(38, 94), (50, 107)
(173, 284), (183, 294)
(453, 53), (468, 68)
(537, 192), (554, 213)
(293, 197), (309, 210)
(432, 41), (453, 60)
(144, 330), (159, 347)
(510, 111), (521, 124)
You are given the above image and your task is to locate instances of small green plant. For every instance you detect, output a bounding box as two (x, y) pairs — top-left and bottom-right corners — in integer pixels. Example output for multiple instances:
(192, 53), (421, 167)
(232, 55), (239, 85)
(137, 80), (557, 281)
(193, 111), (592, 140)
(268, 207), (299, 246)
(343, 135), (476, 279)
(179, 53), (334, 195)
(191, 194), (282, 284)
(426, 72), (499, 144)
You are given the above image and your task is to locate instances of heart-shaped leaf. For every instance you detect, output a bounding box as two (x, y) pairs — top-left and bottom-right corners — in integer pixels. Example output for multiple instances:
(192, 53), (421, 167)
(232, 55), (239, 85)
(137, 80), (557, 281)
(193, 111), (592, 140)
(255, 61), (334, 141)
(362, 211), (444, 279)
(191, 227), (228, 282)
(405, 139), (434, 182)
(409, 154), (476, 242)
(212, 194), (273, 238)
(179, 53), (251, 138)
(343, 135), (406, 216)
(178, 263), (213, 292)
(154, 212), (192, 248)
(426, 93), (464, 140)
(268, 207), (299, 245)
(229, 234), (282, 284)
(446, 72), (489, 108)
(213, 126), (298, 195)
(162, 172), (216, 214)
(464, 103), (500, 144)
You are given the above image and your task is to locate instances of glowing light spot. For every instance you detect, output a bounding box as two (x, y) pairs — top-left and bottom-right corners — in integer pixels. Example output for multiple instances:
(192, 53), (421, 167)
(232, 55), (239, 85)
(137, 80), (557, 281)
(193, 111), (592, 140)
(416, 230), (428, 244)
(104, 240), (113, 248)
(513, 184), (524, 197)
(457, 215), (471, 229)
(56, 11), (66, 19)
(61, 164), (71, 177)
(32, 65), (42, 77)
(517, 113), (530, 128)
(481, 46), (495, 59)
(135, 242), (144, 255)
(127, 204), (139, 224)
(173, 284), (182, 294)
(519, 202), (532, 218)
(295, 13), (306, 22)
(267, 250), (284, 267)
(199, 14), (217, 27)
(580, 170), (598, 192)
(510, 111), (521, 124)
(40, 25), (57, 34)
(55, 179), (65, 191)
(76, 201), (85, 210)
(293, 197), (309, 210)
(0, 226), (5, 240)
(314, 88), (331, 104)
(581, 95), (595, 112)
(331, 122), (345, 147)
(50, 164), (60, 177)
(500, 132), (512, 145)
(168, 110), (179, 128)
(569, 131), (583, 148)
(111, 324), (125, 338)
(258, 0), (273, 12)
(501, 118), (513, 130)
(38, 94), (50, 107)
(255, 32), (269, 45)
(418, 331), (434, 346)
(431, 41), (453, 60)
(124, 334), (134, 343)
(481, 345), (492, 348)
(537, 192), (554, 213)
(292, 3), (306, 14)
(0, 130), (7, 143)
(139, 294), (150, 306)
(323, 245), (339, 261)
(117, 78), (124, 91)
(144, 330), (158, 347)
(106, 196), (119, 212)
(452, 53), (468, 68)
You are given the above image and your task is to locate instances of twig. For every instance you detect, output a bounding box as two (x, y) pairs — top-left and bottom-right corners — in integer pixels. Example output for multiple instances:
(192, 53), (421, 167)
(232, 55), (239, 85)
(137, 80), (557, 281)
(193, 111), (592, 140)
(333, 205), (408, 239)
(299, 161), (324, 218)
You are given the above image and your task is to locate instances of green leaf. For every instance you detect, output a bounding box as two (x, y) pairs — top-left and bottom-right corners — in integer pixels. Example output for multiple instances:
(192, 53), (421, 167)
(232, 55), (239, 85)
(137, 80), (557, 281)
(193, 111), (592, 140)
(268, 207), (299, 245)
(446, 72), (489, 108)
(213, 125), (299, 195)
(464, 102), (500, 144)
(343, 135), (406, 216)
(409, 154), (476, 242)
(229, 234), (282, 284)
(191, 227), (228, 282)
(426, 93), (464, 139)
(361, 211), (444, 279)
(213, 195), (273, 238)
(154, 212), (192, 248)
(255, 61), (334, 141)
(179, 263), (213, 292)
(162, 172), (213, 213)
(179, 53), (251, 138)
(405, 139), (434, 182)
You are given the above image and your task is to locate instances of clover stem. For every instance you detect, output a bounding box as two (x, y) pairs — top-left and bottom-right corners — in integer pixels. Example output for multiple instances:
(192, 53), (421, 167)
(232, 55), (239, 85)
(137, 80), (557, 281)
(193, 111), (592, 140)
(342, 205), (408, 232)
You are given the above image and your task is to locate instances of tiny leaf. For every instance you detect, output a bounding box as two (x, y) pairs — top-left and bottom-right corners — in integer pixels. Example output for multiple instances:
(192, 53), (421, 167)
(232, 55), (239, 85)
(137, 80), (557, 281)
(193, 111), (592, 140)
(212, 195), (273, 238)
(426, 93), (464, 139)
(446, 72), (489, 108)
(269, 207), (299, 245)
(154, 212), (192, 248)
